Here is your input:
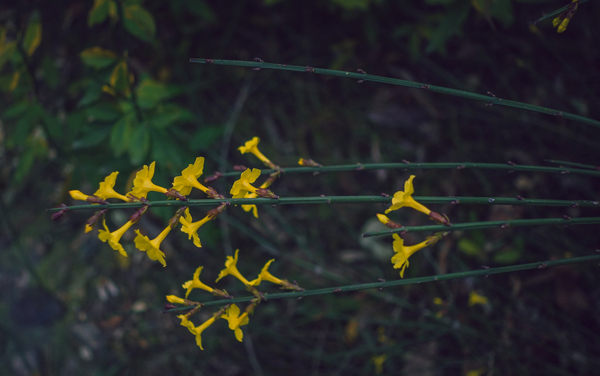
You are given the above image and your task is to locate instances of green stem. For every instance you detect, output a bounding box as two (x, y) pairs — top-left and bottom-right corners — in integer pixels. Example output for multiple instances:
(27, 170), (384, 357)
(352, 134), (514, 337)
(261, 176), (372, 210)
(190, 58), (600, 129)
(165, 254), (600, 311)
(362, 216), (600, 238)
(219, 162), (600, 178)
(544, 159), (599, 171)
(532, 0), (590, 24)
(48, 196), (600, 212)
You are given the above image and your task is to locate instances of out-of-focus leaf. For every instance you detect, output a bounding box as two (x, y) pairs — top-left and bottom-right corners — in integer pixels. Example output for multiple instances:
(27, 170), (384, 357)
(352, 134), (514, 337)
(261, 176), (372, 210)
(109, 61), (129, 94)
(187, 1), (216, 22)
(41, 56), (59, 88)
(426, 2), (470, 54)
(490, 0), (514, 27)
(3, 101), (30, 119)
(67, 110), (88, 136)
(331, 0), (372, 10)
(80, 47), (119, 69)
(43, 112), (62, 143)
(151, 129), (184, 169)
(128, 124), (150, 165)
(0, 41), (16, 71)
(110, 113), (136, 156)
(7, 71), (20, 92)
(149, 103), (194, 129)
(7, 103), (43, 149)
(123, 5), (156, 42)
(136, 79), (172, 109)
(89, 0), (111, 27)
(457, 238), (481, 256)
(426, 0), (456, 4)
(23, 11), (42, 56)
(493, 248), (523, 264)
(13, 146), (36, 184)
(77, 81), (103, 107)
(189, 125), (224, 151)
(86, 101), (122, 122)
(72, 126), (111, 149)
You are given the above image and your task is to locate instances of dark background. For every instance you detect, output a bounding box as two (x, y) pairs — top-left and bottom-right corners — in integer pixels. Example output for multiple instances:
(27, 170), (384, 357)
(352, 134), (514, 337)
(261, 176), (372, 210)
(1, 0), (600, 375)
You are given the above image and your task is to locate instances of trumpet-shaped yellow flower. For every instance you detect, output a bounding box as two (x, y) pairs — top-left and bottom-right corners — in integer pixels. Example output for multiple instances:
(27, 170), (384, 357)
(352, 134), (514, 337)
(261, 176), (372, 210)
(391, 234), (430, 278)
(129, 162), (168, 199)
(384, 175), (431, 215)
(371, 354), (388, 375)
(98, 219), (134, 257)
(134, 225), (172, 267)
(94, 172), (129, 201)
(69, 190), (92, 201)
(230, 168), (262, 199)
(215, 249), (251, 285)
(177, 314), (217, 350)
(166, 295), (187, 305)
(240, 178), (274, 218)
(172, 157), (210, 196)
(220, 304), (250, 342)
(182, 266), (215, 298)
(249, 259), (283, 286)
(179, 208), (211, 248)
(552, 0), (579, 33)
(85, 223), (94, 233)
(238, 137), (271, 166)
(468, 291), (489, 306)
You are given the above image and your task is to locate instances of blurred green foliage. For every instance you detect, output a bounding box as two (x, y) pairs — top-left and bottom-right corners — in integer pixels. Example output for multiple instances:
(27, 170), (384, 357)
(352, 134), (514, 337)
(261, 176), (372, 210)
(1, 0), (600, 375)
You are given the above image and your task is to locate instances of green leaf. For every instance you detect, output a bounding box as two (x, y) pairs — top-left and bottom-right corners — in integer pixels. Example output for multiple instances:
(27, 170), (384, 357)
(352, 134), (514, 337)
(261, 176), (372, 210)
(109, 61), (129, 94)
(43, 112), (62, 142)
(0, 41), (16, 71)
(13, 146), (36, 184)
(41, 55), (59, 88)
(128, 124), (150, 165)
(3, 101), (30, 119)
(110, 113), (136, 156)
(135, 79), (172, 109)
(80, 47), (119, 69)
(189, 125), (224, 151)
(151, 129), (185, 168)
(426, 2), (470, 54)
(88, 0), (111, 27)
(7, 103), (43, 149)
(72, 126), (111, 149)
(493, 248), (523, 264)
(85, 101), (122, 122)
(22, 11), (42, 57)
(149, 103), (194, 128)
(457, 238), (481, 256)
(123, 5), (156, 42)
(186, 1), (216, 22)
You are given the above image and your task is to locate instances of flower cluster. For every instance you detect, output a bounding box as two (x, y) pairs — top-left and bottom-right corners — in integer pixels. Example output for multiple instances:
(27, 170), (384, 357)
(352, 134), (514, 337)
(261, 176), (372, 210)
(552, 0), (579, 33)
(65, 138), (282, 267)
(166, 249), (303, 350)
(377, 175), (450, 278)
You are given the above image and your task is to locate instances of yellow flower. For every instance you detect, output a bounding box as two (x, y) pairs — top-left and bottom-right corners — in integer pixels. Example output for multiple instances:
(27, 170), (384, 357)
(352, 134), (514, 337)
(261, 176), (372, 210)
(384, 175), (431, 215)
(172, 157), (210, 196)
(179, 208), (212, 248)
(215, 249), (251, 285)
(468, 291), (489, 306)
(177, 314), (218, 350)
(552, 0), (579, 33)
(220, 304), (250, 342)
(98, 219), (134, 257)
(166, 295), (187, 305)
(182, 266), (215, 298)
(69, 190), (91, 201)
(129, 161), (168, 199)
(249, 259), (283, 286)
(134, 225), (172, 267)
(391, 234), (430, 278)
(241, 178), (274, 218)
(230, 168), (262, 198)
(94, 172), (129, 201)
(85, 223), (94, 233)
(371, 354), (388, 375)
(238, 137), (271, 166)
